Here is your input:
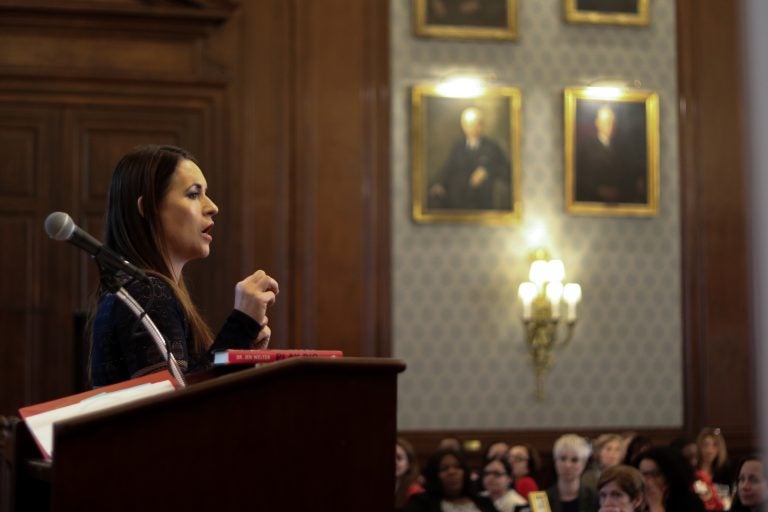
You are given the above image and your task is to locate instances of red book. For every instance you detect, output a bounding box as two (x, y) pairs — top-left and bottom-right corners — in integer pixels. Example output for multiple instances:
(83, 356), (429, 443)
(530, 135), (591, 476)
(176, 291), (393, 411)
(213, 349), (344, 365)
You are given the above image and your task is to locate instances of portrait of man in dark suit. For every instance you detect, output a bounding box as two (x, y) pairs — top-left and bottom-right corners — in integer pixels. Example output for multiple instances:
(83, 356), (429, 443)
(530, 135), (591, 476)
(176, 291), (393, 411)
(411, 84), (520, 223)
(428, 107), (511, 211)
(574, 103), (647, 204)
(564, 87), (660, 216)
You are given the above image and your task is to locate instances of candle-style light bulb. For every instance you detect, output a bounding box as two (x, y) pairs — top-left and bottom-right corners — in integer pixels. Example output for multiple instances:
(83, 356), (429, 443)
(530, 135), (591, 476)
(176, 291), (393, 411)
(518, 282), (537, 320)
(546, 281), (564, 320)
(563, 283), (582, 322)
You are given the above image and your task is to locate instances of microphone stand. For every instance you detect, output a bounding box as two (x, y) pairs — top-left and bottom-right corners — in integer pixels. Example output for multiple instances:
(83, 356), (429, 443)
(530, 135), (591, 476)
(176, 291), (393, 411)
(98, 262), (187, 389)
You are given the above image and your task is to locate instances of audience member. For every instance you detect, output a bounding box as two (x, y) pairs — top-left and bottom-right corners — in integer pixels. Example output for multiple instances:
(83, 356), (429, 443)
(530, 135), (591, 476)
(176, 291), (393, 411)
(635, 445), (705, 512)
(697, 427), (734, 499)
(480, 456), (527, 512)
(669, 436), (699, 469)
(596, 465), (645, 512)
(622, 434), (652, 466)
(484, 441), (510, 462)
(403, 448), (497, 512)
(583, 434), (625, 492)
(397, 437), (426, 511)
(509, 444), (541, 500)
(439, 437), (464, 453)
(730, 455), (768, 512)
(545, 434), (599, 512)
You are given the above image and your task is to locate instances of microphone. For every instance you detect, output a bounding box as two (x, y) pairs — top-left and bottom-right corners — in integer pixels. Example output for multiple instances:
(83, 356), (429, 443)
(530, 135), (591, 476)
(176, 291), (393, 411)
(44, 211), (148, 282)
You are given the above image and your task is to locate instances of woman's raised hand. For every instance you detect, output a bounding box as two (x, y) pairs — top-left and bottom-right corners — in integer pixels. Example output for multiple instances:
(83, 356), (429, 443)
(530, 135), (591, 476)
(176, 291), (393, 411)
(234, 270), (279, 325)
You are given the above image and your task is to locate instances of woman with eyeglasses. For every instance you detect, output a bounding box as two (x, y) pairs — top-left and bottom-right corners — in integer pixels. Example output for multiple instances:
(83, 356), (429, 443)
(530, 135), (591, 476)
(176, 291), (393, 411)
(596, 465), (644, 512)
(545, 434), (599, 512)
(404, 448), (497, 512)
(634, 445), (705, 512)
(729, 455), (768, 512)
(479, 456), (527, 512)
(508, 444), (541, 500)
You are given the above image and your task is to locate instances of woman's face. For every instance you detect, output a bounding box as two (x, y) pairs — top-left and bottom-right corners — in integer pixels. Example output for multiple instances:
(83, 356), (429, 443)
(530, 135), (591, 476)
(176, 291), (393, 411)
(738, 460), (768, 507)
(600, 440), (624, 469)
(700, 436), (718, 465)
(598, 480), (641, 512)
(482, 459), (512, 497)
(639, 459), (667, 505)
(508, 445), (530, 478)
(555, 449), (586, 484)
(158, 159), (218, 277)
(395, 444), (409, 478)
(438, 454), (465, 498)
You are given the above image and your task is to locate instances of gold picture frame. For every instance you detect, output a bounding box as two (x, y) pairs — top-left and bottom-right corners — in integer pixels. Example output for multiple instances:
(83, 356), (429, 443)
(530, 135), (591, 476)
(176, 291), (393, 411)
(528, 491), (552, 512)
(413, 0), (518, 41)
(411, 83), (521, 224)
(564, 86), (660, 216)
(563, 0), (649, 26)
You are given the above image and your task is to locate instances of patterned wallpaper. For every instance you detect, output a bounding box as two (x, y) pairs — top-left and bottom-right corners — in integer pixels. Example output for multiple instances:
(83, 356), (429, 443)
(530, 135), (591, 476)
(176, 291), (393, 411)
(391, 0), (682, 429)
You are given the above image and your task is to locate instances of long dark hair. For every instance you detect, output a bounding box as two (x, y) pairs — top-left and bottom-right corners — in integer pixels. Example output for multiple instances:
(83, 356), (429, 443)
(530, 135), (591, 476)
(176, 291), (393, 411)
(635, 446), (698, 507)
(98, 144), (213, 353)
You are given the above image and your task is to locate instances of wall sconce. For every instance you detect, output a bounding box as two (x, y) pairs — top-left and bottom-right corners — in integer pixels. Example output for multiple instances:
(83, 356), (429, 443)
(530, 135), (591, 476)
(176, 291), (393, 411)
(517, 250), (582, 400)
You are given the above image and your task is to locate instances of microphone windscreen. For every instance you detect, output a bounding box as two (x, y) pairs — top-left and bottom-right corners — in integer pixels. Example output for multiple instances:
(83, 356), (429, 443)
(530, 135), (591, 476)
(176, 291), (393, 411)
(44, 212), (75, 241)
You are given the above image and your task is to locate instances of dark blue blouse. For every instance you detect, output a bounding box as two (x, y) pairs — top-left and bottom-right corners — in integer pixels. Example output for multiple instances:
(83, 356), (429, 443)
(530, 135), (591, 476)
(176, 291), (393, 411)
(91, 276), (261, 386)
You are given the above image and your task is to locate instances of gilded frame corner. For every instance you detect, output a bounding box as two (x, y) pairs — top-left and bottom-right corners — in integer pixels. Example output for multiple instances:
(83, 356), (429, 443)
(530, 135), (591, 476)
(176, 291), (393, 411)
(563, 0), (649, 27)
(413, 0), (518, 41)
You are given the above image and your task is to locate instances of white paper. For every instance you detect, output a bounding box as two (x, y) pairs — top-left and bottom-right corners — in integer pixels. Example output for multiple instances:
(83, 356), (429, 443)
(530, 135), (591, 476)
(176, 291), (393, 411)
(25, 380), (175, 458)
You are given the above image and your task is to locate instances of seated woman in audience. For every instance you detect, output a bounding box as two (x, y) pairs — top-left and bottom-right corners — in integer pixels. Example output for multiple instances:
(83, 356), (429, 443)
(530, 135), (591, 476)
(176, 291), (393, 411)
(404, 448), (497, 512)
(397, 437), (425, 511)
(596, 465), (645, 512)
(635, 445), (705, 512)
(696, 427), (733, 501)
(583, 434), (625, 492)
(484, 441), (510, 462)
(622, 433), (652, 466)
(545, 434), (599, 512)
(669, 436), (699, 469)
(479, 456), (527, 512)
(730, 455), (768, 512)
(508, 444), (541, 500)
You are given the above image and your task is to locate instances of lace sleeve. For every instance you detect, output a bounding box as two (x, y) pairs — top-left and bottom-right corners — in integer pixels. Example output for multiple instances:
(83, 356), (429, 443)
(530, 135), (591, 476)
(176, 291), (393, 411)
(112, 277), (190, 378)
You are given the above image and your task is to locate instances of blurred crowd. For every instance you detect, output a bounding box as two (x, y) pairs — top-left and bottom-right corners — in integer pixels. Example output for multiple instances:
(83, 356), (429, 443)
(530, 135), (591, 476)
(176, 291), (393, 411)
(395, 428), (766, 512)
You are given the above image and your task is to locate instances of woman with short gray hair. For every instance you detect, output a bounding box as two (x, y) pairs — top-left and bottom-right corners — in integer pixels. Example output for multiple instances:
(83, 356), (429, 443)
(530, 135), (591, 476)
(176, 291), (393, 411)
(545, 434), (599, 512)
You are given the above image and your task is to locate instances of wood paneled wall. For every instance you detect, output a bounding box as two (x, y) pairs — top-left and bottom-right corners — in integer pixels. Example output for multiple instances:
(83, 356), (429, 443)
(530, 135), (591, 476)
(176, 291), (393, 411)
(0, 0), (390, 416)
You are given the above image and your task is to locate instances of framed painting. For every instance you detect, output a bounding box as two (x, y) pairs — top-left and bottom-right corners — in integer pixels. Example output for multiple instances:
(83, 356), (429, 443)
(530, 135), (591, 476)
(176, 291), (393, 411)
(563, 0), (649, 26)
(528, 491), (552, 512)
(413, 0), (518, 41)
(411, 83), (521, 224)
(564, 86), (660, 216)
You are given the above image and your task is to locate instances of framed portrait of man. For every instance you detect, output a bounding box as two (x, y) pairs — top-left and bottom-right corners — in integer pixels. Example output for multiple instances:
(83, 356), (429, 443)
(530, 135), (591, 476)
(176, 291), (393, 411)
(564, 86), (659, 216)
(411, 83), (521, 224)
(563, 0), (649, 26)
(413, 0), (518, 41)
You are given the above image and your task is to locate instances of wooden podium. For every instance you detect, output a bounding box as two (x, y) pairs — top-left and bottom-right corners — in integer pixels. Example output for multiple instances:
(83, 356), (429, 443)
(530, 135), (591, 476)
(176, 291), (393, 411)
(11, 357), (405, 511)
